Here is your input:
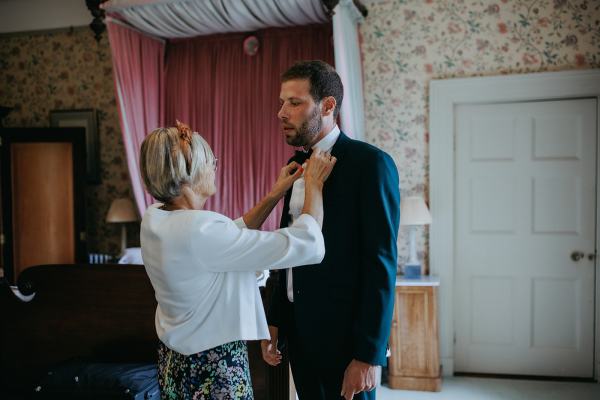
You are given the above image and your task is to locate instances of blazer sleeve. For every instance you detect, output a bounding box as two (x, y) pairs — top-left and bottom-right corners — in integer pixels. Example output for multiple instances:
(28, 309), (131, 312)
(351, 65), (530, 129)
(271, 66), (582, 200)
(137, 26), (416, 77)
(353, 151), (400, 365)
(192, 212), (324, 273)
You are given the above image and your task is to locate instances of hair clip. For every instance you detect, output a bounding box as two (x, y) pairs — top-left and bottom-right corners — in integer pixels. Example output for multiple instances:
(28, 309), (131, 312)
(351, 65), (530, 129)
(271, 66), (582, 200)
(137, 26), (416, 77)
(175, 119), (193, 143)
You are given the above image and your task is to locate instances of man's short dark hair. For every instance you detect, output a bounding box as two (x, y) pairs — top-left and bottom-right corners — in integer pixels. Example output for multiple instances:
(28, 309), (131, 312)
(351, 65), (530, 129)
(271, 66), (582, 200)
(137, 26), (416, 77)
(282, 60), (344, 119)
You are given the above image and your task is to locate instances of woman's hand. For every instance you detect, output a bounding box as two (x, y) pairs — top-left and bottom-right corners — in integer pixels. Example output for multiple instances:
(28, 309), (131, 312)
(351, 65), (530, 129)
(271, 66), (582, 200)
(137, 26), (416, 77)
(269, 161), (303, 199)
(300, 149), (336, 228)
(304, 149), (337, 187)
(243, 161), (302, 229)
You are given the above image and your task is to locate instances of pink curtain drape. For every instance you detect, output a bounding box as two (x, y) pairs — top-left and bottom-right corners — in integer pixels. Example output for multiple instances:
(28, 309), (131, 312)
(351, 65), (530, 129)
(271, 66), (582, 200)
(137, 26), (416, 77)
(164, 24), (334, 230)
(107, 21), (165, 215)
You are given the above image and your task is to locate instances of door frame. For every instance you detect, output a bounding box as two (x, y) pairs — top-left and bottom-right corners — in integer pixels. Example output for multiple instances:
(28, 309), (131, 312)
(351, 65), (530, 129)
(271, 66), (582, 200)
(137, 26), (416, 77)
(429, 69), (600, 379)
(0, 128), (87, 284)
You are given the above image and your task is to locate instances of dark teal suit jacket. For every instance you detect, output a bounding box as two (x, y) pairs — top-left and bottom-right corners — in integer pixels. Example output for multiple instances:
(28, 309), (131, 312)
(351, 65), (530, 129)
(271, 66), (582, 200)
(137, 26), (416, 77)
(267, 132), (400, 367)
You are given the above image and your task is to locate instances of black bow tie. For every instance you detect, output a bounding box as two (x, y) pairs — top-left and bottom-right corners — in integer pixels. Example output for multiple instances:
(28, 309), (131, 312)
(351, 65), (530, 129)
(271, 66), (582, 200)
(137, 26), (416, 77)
(295, 149), (312, 163)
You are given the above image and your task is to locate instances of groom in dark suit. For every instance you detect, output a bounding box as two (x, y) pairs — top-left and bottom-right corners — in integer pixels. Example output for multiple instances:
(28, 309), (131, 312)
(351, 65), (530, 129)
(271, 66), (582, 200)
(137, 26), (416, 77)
(262, 60), (400, 400)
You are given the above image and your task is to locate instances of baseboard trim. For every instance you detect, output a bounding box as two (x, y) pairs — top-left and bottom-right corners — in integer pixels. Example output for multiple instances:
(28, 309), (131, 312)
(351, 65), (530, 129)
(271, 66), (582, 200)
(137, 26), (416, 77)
(454, 372), (597, 383)
(441, 357), (454, 376)
(388, 375), (442, 392)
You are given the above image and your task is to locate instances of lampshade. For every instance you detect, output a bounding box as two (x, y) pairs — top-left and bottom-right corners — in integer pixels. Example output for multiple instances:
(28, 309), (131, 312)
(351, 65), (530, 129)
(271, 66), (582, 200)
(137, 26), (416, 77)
(106, 198), (138, 223)
(400, 196), (432, 226)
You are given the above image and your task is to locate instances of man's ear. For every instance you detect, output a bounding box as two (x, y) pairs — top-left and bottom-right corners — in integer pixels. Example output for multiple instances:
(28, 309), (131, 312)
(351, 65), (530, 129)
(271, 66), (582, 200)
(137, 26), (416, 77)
(321, 96), (337, 117)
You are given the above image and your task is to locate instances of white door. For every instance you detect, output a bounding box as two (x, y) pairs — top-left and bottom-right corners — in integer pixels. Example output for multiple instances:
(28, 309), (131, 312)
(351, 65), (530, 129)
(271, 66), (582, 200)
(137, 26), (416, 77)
(454, 98), (597, 377)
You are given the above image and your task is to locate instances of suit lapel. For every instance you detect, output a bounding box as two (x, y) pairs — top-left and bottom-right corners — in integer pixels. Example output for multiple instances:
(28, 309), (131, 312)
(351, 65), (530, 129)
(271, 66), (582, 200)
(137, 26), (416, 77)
(326, 132), (350, 187)
(281, 132), (351, 228)
(330, 131), (350, 161)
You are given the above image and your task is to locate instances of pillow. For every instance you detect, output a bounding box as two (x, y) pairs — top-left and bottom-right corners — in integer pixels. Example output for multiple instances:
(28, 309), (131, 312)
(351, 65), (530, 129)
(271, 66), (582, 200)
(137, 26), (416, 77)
(118, 248), (143, 265)
(33, 361), (160, 399)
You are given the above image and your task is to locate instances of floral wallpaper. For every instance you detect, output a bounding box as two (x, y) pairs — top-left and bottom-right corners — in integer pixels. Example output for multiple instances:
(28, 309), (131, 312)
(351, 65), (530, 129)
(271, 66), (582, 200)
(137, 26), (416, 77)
(360, 0), (600, 272)
(0, 27), (138, 260)
(1, 0), (598, 273)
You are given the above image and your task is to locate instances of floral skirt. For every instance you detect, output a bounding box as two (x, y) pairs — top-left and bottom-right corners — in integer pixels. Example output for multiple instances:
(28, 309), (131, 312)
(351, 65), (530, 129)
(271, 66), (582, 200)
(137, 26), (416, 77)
(158, 340), (253, 400)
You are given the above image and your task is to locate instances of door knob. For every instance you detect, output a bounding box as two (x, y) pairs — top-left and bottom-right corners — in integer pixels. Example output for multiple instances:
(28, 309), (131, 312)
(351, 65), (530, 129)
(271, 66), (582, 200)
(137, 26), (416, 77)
(589, 253), (597, 261)
(571, 251), (585, 261)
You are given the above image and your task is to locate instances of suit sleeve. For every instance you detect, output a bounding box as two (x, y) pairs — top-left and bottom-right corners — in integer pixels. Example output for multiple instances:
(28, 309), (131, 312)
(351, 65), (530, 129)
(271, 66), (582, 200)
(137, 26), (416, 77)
(353, 151), (400, 365)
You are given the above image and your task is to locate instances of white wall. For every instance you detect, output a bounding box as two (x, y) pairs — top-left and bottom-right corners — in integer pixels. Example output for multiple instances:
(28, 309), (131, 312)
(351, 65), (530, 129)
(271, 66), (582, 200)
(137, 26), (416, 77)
(0, 0), (90, 33)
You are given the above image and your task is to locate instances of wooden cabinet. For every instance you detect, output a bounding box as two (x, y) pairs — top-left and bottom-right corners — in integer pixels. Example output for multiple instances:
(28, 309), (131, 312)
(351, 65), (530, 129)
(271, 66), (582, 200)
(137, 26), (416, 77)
(388, 277), (441, 391)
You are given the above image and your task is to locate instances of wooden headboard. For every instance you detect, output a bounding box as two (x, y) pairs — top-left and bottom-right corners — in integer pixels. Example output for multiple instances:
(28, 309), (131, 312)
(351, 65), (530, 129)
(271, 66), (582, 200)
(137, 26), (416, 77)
(0, 264), (158, 394)
(0, 264), (290, 399)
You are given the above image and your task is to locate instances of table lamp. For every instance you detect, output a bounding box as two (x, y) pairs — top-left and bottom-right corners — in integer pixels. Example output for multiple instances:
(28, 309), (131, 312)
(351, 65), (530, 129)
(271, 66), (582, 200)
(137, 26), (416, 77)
(106, 198), (138, 257)
(400, 196), (432, 278)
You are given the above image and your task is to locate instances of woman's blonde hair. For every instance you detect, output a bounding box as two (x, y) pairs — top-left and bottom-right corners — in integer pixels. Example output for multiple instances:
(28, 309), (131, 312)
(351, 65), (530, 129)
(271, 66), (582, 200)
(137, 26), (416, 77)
(140, 121), (215, 202)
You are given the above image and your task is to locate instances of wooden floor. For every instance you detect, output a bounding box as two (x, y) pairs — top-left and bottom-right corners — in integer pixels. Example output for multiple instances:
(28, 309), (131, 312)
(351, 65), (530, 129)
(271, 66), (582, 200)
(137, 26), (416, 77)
(377, 376), (600, 400)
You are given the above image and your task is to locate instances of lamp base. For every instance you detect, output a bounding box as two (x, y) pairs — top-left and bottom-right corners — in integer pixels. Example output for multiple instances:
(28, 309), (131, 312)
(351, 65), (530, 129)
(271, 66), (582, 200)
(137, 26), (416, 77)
(119, 224), (128, 259)
(403, 263), (422, 279)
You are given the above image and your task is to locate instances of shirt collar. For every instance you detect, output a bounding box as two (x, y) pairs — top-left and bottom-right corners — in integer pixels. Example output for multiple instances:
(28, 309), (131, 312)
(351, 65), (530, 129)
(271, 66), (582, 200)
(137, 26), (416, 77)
(311, 125), (340, 153)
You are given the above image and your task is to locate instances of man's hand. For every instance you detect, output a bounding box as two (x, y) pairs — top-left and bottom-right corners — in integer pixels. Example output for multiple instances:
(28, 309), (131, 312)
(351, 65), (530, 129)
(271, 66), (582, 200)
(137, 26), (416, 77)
(261, 325), (282, 366)
(340, 359), (377, 400)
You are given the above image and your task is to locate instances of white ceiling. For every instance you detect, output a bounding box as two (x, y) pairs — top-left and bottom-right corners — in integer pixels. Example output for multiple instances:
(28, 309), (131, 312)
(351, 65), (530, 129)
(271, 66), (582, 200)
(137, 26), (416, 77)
(0, 0), (91, 34)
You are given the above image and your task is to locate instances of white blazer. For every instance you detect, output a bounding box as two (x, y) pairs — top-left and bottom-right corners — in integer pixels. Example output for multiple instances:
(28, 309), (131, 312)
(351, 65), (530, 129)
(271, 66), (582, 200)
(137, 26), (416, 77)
(141, 204), (325, 355)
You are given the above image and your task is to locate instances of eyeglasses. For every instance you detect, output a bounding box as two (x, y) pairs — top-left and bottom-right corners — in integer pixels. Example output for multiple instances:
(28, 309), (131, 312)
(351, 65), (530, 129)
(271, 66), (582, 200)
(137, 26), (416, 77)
(212, 158), (218, 172)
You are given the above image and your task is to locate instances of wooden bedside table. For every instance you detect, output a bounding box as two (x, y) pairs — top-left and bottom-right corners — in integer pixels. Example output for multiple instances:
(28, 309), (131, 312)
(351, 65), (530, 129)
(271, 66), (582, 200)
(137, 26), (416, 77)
(388, 276), (441, 391)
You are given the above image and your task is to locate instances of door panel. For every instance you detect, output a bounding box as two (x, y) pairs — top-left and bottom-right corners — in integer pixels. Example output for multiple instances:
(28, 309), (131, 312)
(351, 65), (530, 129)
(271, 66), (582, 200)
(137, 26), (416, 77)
(454, 98), (596, 377)
(11, 143), (76, 278)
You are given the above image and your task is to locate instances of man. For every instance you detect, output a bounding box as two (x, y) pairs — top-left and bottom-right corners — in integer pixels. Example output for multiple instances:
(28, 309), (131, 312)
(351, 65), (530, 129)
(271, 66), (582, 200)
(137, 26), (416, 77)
(262, 60), (400, 400)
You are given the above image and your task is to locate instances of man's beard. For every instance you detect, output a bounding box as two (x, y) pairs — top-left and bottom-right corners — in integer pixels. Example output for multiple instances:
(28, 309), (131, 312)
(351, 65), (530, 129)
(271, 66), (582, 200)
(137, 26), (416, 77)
(286, 105), (322, 147)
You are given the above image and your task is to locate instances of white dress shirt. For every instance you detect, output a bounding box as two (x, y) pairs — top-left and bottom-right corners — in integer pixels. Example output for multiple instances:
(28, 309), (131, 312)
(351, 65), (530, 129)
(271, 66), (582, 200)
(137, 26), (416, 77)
(287, 125), (340, 302)
(141, 205), (325, 355)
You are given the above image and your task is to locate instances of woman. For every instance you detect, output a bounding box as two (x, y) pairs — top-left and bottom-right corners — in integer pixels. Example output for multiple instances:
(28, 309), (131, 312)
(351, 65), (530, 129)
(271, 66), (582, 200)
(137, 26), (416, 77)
(139, 120), (336, 399)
